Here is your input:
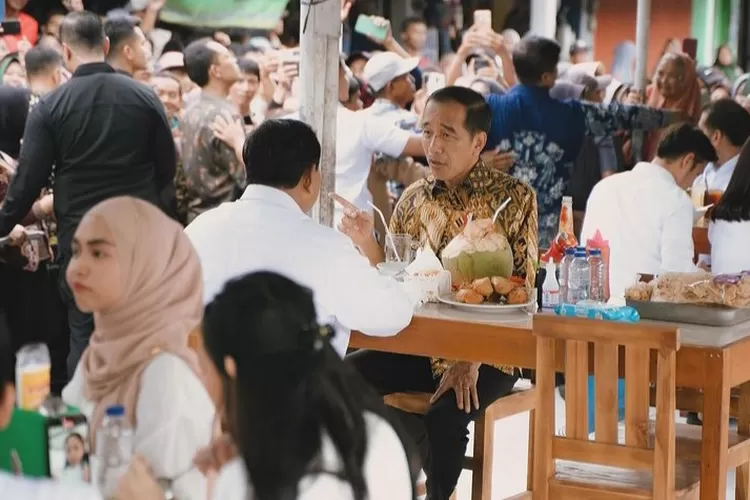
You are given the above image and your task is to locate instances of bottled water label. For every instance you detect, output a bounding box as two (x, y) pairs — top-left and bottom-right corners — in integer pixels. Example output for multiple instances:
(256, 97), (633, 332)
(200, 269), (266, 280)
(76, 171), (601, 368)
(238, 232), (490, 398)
(543, 289), (560, 309)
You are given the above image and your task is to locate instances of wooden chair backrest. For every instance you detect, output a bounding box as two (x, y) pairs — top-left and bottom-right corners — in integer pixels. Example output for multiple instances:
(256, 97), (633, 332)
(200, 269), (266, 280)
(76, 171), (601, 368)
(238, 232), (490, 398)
(532, 315), (680, 498)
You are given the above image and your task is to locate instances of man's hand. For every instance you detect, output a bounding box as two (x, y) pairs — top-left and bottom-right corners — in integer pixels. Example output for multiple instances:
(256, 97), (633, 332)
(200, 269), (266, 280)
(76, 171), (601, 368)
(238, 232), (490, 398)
(481, 147), (515, 172)
(193, 434), (238, 475)
(147, 0), (166, 12)
(340, 0), (353, 23)
(332, 194), (377, 248)
(112, 455), (163, 500)
(624, 88), (643, 105)
(430, 361), (481, 413)
(36, 194), (54, 217)
(8, 225), (27, 247)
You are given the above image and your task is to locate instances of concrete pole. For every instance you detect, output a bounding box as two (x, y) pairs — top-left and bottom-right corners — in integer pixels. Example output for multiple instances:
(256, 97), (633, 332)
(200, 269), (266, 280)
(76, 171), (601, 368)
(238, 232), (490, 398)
(703, 0), (716, 65)
(530, 0), (557, 38)
(299, 0), (340, 227)
(631, 0), (651, 162)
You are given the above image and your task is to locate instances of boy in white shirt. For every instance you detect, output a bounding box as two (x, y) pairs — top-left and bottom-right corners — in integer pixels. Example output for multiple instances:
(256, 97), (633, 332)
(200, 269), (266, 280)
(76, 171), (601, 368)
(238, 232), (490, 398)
(581, 123), (717, 300)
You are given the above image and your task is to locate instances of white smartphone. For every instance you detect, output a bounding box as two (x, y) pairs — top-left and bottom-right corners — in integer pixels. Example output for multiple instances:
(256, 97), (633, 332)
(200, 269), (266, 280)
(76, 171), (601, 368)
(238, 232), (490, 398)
(425, 72), (446, 95)
(474, 10), (492, 31)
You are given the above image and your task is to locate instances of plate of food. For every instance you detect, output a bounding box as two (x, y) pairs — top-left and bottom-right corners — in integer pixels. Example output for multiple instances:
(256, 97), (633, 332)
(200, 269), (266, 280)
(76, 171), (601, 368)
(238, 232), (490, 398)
(438, 276), (535, 313)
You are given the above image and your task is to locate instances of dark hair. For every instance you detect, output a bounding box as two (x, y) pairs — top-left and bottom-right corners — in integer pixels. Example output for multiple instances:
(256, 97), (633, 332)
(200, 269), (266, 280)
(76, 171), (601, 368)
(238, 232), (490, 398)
(24, 46), (63, 78)
(701, 98), (750, 147)
(183, 38), (216, 88)
(714, 43), (734, 67)
(400, 16), (426, 34)
(425, 86), (492, 135)
(242, 119), (321, 189)
(656, 123), (718, 164)
(64, 432), (90, 467)
(59, 11), (106, 52)
(711, 139), (750, 222)
(43, 7), (67, 26)
(104, 16), (141, 57)
(513, 36), (561, 85)
(238, 58), (260, 78)
(202, 272), (416, 500)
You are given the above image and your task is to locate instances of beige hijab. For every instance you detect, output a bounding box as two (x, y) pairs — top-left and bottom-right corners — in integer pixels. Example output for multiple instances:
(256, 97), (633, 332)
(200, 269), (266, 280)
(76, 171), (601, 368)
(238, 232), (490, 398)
(78, 196), (203, 441)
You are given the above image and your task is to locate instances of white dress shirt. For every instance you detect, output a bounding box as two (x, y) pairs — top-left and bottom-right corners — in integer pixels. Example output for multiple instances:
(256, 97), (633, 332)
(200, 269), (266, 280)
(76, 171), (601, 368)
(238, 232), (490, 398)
(709, 220), (750, 275)
(0, 472), (102, 500)
(211, 412), (413, 500)
(184, 185), (413, 356)
(288, 107), (412, 223)
(62, 353), (215, 500)
(581, 162), (697, 300)
(692, 154), (739, 192)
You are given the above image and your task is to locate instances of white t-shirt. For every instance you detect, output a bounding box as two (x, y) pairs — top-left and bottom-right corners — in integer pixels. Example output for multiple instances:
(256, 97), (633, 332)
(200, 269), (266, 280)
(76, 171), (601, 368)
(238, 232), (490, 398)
(581, 162), (697, 299)
(211, 413), (413, 500)
(0, 471), (101, 500)
(709, 220), (750, 275)
(62, 353), (215, 500)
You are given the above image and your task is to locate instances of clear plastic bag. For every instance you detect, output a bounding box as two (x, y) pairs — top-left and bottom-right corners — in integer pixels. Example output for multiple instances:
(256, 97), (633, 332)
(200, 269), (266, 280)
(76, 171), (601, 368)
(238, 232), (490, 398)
(650, 271), (750, 308)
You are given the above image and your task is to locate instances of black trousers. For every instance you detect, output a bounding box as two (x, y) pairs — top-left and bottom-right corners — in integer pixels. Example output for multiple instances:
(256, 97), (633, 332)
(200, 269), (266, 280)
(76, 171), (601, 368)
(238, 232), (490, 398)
(348, 351), (518, 500)
(57, 256), (94, 378)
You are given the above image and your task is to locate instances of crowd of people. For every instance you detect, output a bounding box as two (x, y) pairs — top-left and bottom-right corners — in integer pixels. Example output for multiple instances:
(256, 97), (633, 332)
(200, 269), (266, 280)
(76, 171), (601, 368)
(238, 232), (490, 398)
(1, 0), (750, 499)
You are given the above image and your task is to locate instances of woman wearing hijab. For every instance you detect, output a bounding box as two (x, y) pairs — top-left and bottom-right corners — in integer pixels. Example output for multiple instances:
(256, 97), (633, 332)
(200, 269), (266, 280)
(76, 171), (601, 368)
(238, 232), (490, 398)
(201, 271), (415, 500)
(641, 52), (703, 161)
(62, 196), (214, 500)
(0, 52), (26, 88)
(611, 41), (636, 85)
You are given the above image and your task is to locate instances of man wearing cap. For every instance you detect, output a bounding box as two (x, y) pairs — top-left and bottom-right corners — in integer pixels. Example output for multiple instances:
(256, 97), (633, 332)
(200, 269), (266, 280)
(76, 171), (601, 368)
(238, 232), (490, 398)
(569, 39), (591, 65)
(362, 52), (428, 241)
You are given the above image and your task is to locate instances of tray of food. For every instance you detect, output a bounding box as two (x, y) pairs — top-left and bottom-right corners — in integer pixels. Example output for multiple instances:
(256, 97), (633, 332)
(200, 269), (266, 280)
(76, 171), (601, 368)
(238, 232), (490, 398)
(438, 276), (534, 314)
(625, 274), (750, 326)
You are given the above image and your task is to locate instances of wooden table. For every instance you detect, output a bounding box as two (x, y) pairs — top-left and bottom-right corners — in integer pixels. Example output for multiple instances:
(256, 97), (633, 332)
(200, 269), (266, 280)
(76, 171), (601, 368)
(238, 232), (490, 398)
(350, 304), (750, 500)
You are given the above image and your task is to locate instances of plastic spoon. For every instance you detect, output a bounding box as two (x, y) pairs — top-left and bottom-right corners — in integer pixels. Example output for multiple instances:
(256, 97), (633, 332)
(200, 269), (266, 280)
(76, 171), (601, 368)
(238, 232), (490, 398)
(367, 201), (401, 262)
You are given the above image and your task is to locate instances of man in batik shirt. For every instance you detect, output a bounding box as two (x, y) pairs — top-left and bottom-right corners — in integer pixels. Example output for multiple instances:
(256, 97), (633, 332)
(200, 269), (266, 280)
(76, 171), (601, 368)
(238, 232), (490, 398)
(179, 39), (245, 223)
(341, 86), (537, 500)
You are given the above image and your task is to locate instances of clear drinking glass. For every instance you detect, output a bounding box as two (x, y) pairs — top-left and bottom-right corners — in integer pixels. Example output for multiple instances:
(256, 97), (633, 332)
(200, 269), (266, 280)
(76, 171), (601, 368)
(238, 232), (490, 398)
(379, 234), (415, 277)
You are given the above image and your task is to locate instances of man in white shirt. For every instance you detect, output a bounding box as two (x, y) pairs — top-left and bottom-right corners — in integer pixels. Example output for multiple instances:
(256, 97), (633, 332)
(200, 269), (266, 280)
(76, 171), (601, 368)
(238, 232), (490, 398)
(581, 123), (717, 300)
(693, 98), (750, 193)
(184, 119), (413, 357)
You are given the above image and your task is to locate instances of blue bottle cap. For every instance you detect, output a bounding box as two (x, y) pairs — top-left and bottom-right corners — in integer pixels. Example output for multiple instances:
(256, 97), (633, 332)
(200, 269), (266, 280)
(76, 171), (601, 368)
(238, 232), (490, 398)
(574, 249), (587, 257)
(105, 404), (125, 417)
(565, 247), (576, 255)
(589, 248), (601, 256)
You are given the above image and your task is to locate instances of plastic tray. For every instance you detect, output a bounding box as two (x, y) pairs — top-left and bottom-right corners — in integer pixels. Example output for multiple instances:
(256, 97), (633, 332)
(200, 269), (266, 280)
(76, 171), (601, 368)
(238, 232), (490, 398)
(626, 300), (750, 327)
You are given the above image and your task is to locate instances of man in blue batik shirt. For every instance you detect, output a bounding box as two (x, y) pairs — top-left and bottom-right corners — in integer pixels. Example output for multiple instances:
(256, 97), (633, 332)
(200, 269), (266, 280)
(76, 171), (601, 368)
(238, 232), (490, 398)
(485, 36), (678, 244)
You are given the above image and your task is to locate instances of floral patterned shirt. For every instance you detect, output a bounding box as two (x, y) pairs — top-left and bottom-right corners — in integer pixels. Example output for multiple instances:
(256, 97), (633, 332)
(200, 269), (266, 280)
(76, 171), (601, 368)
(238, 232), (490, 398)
(390, 160), (538, 377)
(486, 85), (672, 245)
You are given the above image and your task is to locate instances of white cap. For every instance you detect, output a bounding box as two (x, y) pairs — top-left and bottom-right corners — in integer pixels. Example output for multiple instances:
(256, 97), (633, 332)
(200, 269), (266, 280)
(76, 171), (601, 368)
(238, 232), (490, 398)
(363, 52), (419, 93)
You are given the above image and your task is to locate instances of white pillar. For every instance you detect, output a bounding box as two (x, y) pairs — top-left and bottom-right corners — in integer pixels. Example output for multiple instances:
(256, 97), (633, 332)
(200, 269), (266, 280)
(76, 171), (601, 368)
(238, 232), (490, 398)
(633, 0), (651, 91)
(703, 0), (716, 65)
(530, 0), (557, 38)
(299, 0), (340, 227)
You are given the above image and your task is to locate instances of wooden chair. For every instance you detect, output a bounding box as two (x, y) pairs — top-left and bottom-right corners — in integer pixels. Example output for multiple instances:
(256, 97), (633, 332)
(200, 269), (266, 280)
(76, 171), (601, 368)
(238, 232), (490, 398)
(532, 315), (700, 499)
(384, 380), (536, 500)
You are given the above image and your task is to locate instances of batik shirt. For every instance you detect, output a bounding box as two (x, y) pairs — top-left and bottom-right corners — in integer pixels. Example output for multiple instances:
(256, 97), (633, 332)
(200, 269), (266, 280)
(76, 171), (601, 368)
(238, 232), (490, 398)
(390, 160), (538, 377)
(179, 93), (246, 223)
(486, 85), (672, 245)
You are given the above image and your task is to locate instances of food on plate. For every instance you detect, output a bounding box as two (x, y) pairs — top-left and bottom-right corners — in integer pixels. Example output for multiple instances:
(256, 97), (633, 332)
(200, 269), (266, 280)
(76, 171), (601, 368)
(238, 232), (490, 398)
(633, 271), (750, 308)
(456, 288), (485, 305)
(624, 282), (654, 302)
(508, 287), (530, 305)
(454, 275), (530, 306)
(441, 217), (514, 287)
(471, 277), (494, 296)
(491, 276), (516, 295)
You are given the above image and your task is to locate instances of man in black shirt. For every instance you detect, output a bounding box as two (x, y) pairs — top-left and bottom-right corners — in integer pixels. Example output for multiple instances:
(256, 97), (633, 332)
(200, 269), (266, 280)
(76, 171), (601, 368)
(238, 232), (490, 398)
(103, 15), (151, 77)
(0, 11), (177, 377)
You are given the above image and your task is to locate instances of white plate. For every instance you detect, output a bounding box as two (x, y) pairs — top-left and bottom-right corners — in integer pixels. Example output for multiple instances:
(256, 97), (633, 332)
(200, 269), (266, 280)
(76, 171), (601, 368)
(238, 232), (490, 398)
(437, 293), (535, 313)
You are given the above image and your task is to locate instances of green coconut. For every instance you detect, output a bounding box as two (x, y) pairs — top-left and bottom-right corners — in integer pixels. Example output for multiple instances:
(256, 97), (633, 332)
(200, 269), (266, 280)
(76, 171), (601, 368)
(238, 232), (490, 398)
(441, 218), (514, 287)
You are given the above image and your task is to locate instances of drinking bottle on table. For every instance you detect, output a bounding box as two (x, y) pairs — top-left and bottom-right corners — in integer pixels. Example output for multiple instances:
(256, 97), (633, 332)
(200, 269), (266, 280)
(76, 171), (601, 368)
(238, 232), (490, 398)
(96, 404), (133, 498)
(588, 248), (605, 302)
(542, 259), (560, 309)
(567, 247), (590, 304)
(559, 247), (575, 304)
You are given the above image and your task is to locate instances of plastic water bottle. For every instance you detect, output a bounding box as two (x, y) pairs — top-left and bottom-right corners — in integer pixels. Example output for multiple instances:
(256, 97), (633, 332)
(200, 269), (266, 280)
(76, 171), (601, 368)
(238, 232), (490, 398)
(97, 404), (133, 498)
(559, 247), (576, 304)
(542, 259), (560, 309)
(588, 248), (605, 302)
(567, 247), (590, 304)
